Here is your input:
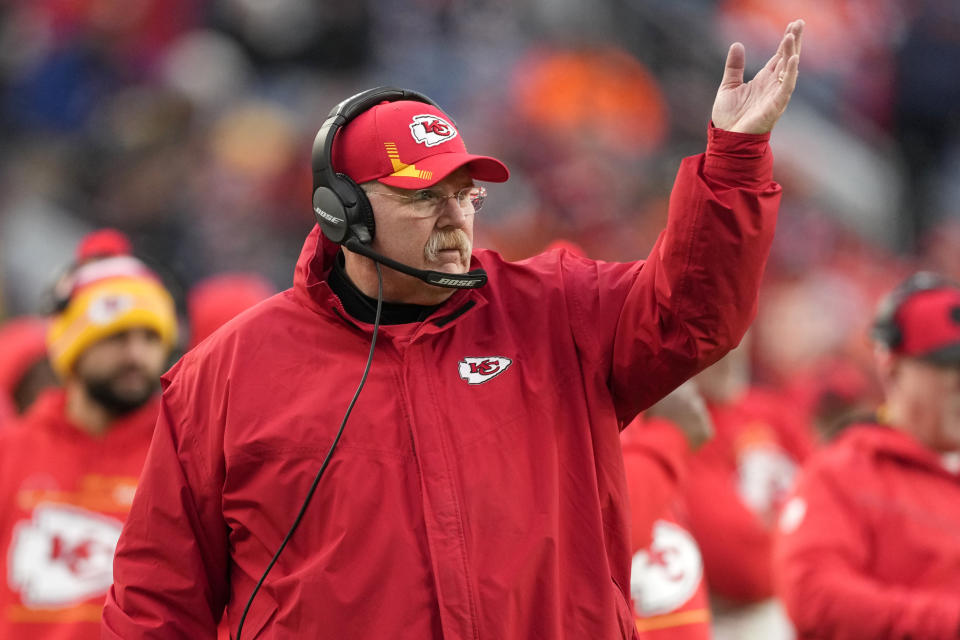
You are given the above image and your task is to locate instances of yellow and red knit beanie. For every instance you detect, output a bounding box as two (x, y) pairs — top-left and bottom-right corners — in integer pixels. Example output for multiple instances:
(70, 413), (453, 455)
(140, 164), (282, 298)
(46, 230), (178, 378)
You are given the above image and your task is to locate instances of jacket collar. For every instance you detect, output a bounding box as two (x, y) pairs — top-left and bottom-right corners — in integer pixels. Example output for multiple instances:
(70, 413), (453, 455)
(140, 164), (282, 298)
(846, 422), (959, 477)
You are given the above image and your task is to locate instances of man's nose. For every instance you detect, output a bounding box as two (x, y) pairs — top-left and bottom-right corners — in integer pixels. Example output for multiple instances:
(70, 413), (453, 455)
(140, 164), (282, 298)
(437, 196), (468, 228)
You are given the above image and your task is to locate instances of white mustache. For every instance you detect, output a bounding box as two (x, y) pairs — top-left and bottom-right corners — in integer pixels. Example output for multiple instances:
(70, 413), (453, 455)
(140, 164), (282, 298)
(424, 229), (471, 264)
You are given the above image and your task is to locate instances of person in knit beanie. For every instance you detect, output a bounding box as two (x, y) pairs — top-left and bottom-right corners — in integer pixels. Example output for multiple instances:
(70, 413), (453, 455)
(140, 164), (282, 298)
(46, 228), (178, 390)
(0, 229), (177, 639)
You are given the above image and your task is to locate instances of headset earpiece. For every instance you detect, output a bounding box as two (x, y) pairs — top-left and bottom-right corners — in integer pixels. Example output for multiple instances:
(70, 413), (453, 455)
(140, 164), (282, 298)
(312, 174), (374, 246)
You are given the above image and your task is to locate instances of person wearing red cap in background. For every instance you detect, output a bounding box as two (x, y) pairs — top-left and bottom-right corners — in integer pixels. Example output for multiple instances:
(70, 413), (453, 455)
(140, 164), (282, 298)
(622, 382), (715, 640)
(0, 229), (177, 639)
(0, 316), (58, 428)
(186, 272), (275, 350)
(774, 272), (960, 639)
(678, 333), (814, 640)
(104, 20), (803, 640)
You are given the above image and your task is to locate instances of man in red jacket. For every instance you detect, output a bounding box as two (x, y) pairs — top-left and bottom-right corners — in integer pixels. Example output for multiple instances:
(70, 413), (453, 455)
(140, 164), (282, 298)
(774, 272), (960, 639)
(0, 230), (177, 639)
(104, 20), (804, 640)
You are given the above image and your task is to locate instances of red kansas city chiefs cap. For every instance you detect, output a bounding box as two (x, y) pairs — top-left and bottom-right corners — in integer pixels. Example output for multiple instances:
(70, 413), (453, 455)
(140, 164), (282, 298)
(331, 100), (509, 189)
(894, 287), (960, 364)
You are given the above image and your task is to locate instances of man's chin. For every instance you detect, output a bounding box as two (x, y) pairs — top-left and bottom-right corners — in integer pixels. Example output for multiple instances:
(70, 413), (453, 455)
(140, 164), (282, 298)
(434, 263), (468, 275)
(85, 376), (158, 415)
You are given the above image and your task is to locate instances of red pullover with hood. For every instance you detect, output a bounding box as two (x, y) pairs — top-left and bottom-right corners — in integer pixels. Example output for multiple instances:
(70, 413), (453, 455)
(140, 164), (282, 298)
(103, 127), (781, 639)
(0, 390), (158, 640)
(774, 423), (960, 639)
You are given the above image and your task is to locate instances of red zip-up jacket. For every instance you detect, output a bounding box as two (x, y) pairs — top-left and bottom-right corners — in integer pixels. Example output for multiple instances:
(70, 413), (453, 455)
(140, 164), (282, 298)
(102, 127), (781, 640)
(773, 423), (960, 639)
(0, 390), (157, 640)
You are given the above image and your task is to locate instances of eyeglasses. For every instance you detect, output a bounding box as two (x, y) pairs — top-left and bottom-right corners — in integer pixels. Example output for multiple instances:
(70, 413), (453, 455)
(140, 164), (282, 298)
(366, 186), (487, 216)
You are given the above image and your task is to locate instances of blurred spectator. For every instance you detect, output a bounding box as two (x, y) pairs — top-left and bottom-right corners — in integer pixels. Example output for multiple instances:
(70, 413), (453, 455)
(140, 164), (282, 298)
(680, 337), (813, 640)
(781, 355), (881, 443)
(774, 272), (960, 639)
(0, 229), (177, 638)
(186, 271), (275, 349)
(624, 382), (714, 639)
(0, 316), (56, 427)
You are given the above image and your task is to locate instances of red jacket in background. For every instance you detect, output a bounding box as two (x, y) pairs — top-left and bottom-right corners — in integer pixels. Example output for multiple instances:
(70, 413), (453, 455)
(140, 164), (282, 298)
(682, 388), (813, 603)
(103, 127), (781, 640)
(0, 390), (157, 640)
(774, 423), (960, 639)
(622, 418), (712, 640)
(0, 316), (50, 429)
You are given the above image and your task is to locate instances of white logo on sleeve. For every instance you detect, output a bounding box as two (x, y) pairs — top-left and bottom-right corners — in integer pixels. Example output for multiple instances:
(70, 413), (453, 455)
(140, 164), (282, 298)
(457, 357), (513, 385)
(631, 520), (703, 616)
(8, 504), (124, 607)
(778, 496), (807, 535)
(409, 115), (458, 147)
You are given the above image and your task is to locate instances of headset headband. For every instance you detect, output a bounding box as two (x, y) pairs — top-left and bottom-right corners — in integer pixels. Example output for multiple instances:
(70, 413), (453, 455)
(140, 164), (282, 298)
(311, 87), (440, 195)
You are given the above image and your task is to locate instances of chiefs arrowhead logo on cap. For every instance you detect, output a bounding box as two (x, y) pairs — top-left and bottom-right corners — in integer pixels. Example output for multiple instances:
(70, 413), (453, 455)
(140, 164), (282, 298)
(409, 114), (458, 147)
(458, 356), (512, 385)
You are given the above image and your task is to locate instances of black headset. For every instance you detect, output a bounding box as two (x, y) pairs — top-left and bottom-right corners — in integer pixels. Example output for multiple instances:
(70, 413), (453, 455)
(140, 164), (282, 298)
(871, 271), (959, 350)
(309, 86), (487, 289)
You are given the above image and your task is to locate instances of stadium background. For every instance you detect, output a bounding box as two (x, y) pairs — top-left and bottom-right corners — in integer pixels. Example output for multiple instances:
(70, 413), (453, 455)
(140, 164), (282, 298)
(0, 0), (958, 393)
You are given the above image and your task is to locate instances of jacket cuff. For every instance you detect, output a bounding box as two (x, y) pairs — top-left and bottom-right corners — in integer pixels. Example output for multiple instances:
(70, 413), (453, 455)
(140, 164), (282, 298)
(704, 122), (774, 188)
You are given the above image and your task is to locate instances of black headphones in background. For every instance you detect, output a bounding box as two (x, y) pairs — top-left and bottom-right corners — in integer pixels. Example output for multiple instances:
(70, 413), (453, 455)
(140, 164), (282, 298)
(871, 271), (958, 349)
(309, 86), (488, 289)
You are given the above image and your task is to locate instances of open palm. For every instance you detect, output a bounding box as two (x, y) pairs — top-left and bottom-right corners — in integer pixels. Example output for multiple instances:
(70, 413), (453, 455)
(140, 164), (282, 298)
(712, 20), (804, 134)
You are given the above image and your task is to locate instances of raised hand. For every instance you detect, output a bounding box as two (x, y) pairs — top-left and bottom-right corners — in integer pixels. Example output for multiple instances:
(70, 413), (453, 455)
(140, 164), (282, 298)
(712, 19), (804, 134)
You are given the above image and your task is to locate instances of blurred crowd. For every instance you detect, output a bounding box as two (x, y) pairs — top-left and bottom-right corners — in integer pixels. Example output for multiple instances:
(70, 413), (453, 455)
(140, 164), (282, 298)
(0, 0), (959, 638)
(1, 0), (959, 387)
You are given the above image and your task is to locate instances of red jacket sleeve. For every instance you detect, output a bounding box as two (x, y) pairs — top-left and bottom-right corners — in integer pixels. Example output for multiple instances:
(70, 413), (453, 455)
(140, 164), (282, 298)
(773, 465), (960, 639)
(565, 126), (781, 424)
(102, 368), (229, 638)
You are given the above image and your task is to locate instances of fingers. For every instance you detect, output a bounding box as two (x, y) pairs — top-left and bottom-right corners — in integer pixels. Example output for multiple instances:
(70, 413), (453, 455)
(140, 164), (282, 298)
(764, 19), (803, 73)
(776, 53), (801, 102)
(789, 19), (804, 57)
(777, 20), (803, 93)
(720, 42), (745, 88)
(773, 32), (796, 79)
